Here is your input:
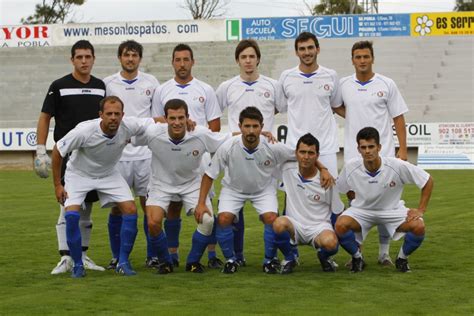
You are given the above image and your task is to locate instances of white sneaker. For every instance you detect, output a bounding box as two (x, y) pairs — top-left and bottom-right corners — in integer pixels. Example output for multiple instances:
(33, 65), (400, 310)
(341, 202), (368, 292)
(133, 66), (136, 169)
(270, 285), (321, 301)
(378, 253), (394, 266)
(82, 254), (105, 271)
(328, 256), (339, 268)
(51, 255), (73, 275)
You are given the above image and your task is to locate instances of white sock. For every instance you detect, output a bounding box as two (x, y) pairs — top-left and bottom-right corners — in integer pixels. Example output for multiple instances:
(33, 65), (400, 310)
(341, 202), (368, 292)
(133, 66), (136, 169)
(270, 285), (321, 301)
(56, 205), (68, 251)
(379, 243), (390, 258)
(398, 248), (407, 259)
(79, 202), (93, 249)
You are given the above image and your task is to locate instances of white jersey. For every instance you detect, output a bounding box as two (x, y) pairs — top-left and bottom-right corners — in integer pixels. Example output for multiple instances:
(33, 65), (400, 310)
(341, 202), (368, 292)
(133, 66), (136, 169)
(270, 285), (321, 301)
(282, 162), (344, 225)
(57, 117), (154, 179)
(277, 65), (342, 152)
(206, 135), (294, 194)
(103, 71), (159, 161)
(152, 77), (222, 127)
(216, 74), (280, 132)
(336, 157), (430, 211)
(340, 73), (408, 163)
(135, 125), (229, 193)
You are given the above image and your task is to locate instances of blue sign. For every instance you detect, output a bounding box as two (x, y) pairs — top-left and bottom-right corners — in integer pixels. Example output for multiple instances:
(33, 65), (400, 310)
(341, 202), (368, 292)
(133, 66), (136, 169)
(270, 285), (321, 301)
(241, 14), (410, 40)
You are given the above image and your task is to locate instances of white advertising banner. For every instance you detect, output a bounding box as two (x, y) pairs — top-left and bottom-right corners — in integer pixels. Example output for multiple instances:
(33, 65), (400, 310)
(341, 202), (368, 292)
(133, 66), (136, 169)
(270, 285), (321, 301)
(0, 128), (54, 151)
(417, 145), (474, 169)
(1, 20), (227, 48)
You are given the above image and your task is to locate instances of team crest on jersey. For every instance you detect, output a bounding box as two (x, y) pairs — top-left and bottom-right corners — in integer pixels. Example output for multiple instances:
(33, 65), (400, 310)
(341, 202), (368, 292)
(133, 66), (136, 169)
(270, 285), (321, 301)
(146, 89), (151, 96)
(313, 194), (321, 201)
(377, 91), (384, 97)
(389, 181), (396, 187)
(264, 91), (271, 98)
(199, 96), (205, 103)
(264, 160), (271, 166)
(192, 150), (200, 156)
(323, 84), (330, 91)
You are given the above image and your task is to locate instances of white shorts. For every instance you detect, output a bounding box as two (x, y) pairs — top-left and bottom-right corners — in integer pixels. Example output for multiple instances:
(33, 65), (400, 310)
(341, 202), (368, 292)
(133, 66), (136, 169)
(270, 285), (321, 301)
(285, 215), (334, 247)
(146, 185), (213, 216)
(117, 159), (151, 197)
(64, 171), (134, 208)
(341, 207), (411, 244)
(218, 185), (278, 220)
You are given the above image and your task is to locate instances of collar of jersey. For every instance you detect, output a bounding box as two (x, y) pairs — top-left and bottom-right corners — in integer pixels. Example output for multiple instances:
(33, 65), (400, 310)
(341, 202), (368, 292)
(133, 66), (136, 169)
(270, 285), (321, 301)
(169, 137), (185, 145)
(353, 73), (376, 86)
(297, 173), (313, 183)
(300, 72), (317, 78)
(242, 81), (257, 86)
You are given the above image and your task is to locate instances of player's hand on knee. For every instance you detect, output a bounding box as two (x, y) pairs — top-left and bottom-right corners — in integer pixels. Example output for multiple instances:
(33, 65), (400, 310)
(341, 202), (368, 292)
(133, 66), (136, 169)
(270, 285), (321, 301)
(34, 145), (51, 178)
(55, 185), (68, 205)
(319, 168), (335, 190)
(194, 204), (211, 223)
(406, 208), (424, 222)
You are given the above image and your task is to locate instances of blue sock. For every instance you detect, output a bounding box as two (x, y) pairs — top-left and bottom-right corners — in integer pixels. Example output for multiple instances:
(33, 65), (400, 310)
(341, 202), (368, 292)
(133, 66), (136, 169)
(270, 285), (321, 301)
(164, 218), (181, 248)
(319, 245), (339, 260)
(187, 230), (210, 264)
(274, 230), (294, 261)
(170, 252), (179, 262)
(216, 225), (235, 260)
(65, 211), (82, 266)
(143, 215), (153, 258)
(107, 214), (122, 259)
(263, 224), (277, 262)
(119, 214), (138, 265)
(149, 231), (171, 264)
(338, 230), (359, 256)
(330, 212), (338, 226)
(402, 232), (425, 256)
(233, 208), (245, 260)
(292, 244), (299, 258)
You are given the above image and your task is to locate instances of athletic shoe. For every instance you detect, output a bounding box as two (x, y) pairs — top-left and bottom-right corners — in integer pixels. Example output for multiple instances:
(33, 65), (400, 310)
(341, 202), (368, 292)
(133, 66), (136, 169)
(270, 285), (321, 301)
(106, 258), (118, 270)
(186, 262), (205, 273)
(378, 253), (394, 266)
(207, 257), (224, 269)
(145, 257), (161, 269)
(328, 256), (338, 268)
(222, 260), (239, 274)
(157, 262), (174, 275)
(317, 252), (336, 272)
(51, 255), (73, 275)
(280, 259), (297, 274)
(235, 258), (247, 267)
(71, 264), (85, 278)
(350, 256), (365, 273)
(395, 257), (411, 273)
(82, 254), (105, 271)
(262, 258), (280, 274)
(116, 262), (137, 276)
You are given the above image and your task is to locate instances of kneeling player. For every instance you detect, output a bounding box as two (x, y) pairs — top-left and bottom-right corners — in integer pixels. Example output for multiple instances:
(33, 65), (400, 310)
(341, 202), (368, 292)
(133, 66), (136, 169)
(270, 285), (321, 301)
(135, 99), (229, 274)
(273, 134), (342, 272)
(335, 127), (433, 272)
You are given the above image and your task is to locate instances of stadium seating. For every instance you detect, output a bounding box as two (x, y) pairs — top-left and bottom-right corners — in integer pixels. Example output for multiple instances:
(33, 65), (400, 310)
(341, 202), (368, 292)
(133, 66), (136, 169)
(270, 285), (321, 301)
(0, 36), (472, 128)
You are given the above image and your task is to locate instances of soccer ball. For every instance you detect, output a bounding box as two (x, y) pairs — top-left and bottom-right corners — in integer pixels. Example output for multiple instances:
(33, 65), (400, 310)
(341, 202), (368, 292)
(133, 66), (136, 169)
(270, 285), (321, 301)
(34, 154), (51, 178)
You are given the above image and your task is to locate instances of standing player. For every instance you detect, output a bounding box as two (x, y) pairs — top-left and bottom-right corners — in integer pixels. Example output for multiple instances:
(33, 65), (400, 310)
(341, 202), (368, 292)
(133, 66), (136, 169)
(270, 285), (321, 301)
(103, 40), (160, 270)
(152, 43), (223, 268)
(335, 127), (433, 273)
(277, 31), (344, 175)
(273, 133), (343, 272)
(339, 40), (409, 265)
(134, 99), (230, 274)
(34, 40), (105, 274)
(51, 96), (156, 277)
(215, 39), (281, 266)
(196, 107), (300, 274)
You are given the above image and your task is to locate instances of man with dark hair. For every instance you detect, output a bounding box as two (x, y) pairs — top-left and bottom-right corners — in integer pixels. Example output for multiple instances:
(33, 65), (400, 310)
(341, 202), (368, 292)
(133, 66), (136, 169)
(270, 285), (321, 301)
(215, 39), (281, 266)
(103, 40), (160, 270)
(335, 127), (433, 273)
(339, 40), (409, 266)
(51, 96), (157, 277)
(273, 133), (342, 273)
(152, 43), (223, 268)
(196, 106), (299, 274)
(34, 39), (105, 275)
(134, 98), (229, 274)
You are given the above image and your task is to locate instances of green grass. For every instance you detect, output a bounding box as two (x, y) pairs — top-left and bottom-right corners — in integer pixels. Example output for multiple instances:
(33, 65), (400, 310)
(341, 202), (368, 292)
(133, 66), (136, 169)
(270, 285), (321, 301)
(0, 170), (473, 315)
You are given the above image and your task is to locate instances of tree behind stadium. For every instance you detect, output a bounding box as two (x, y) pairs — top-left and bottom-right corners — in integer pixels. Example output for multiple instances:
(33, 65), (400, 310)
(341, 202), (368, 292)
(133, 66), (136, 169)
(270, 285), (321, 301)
(21, 0), (85, 24)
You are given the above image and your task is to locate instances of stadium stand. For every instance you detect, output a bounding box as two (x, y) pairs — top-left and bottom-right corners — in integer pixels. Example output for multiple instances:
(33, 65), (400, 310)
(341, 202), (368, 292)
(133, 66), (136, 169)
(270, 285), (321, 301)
(0, 36), (472, 129)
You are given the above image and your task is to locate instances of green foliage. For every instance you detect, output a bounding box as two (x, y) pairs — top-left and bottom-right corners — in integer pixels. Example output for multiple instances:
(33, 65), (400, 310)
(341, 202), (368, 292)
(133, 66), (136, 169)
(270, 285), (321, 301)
(21, 0), (85, 25)
(312, 0), (365, 15)
(454, 0), (474, 12)
(0, 170), (473, 315)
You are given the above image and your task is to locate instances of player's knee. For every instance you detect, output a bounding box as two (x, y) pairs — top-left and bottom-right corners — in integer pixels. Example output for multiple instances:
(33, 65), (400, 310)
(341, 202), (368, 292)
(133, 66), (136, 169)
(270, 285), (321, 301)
(197, 213), (214, 236)
(119, 201), (137, 215)
(334, 217), (350, 235)
(167, 201), (183, 219)
(321, 233), (338, 250)
(272, 217), (287, 234)
(411, 220), (425, 236)
(217, 213), (233, 227)
(147, 217), (163, 236)
(261, 212), (277, 225)
(110, 206), (121, 216)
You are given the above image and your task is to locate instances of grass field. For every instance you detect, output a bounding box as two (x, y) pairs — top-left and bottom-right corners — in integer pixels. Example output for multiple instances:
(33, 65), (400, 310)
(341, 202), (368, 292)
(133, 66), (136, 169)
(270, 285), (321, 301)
(0, 170), (473, 315)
